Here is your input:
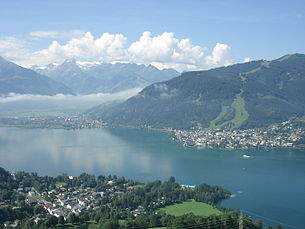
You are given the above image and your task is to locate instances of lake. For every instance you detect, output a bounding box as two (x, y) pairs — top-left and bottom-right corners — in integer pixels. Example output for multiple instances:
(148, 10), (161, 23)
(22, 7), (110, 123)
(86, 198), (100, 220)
(1, 127), (304, 228)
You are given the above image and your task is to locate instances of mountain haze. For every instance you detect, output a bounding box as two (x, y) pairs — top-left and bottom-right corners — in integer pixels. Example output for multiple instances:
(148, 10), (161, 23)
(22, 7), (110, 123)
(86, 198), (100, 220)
(33, 59), (179, 94)
(0, 57), (74, 95)
(89, 54), (305, 130)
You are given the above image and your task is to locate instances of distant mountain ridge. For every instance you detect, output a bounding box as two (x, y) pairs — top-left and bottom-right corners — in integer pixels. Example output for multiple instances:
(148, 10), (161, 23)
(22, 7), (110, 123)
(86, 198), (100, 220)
(88, 54), (305, 130)
(0, 56), (74, 95)
(33, 59), (179, 94)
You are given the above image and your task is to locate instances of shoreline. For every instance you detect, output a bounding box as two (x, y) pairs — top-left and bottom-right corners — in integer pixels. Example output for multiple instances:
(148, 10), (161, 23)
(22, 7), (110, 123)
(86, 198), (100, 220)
(1, 124), (304, 150)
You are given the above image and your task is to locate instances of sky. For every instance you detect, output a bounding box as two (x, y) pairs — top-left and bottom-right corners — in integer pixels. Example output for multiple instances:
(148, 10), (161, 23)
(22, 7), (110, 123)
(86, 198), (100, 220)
(0, 0), (305, 72)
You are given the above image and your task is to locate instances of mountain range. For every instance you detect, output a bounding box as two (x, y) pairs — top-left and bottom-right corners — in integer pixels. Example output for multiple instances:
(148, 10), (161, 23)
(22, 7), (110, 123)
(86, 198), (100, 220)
(33, 59), (179, 94)
(88, 54), (305, 130)
(0, 56), (73, 95)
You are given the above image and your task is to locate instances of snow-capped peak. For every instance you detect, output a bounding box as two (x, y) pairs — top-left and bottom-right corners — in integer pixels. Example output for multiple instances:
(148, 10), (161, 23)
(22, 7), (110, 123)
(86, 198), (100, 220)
(76, 60), (103, 69)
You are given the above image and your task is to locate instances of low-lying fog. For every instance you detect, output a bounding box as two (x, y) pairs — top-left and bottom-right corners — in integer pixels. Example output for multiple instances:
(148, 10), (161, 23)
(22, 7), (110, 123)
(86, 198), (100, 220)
(0, 88), (142, 115)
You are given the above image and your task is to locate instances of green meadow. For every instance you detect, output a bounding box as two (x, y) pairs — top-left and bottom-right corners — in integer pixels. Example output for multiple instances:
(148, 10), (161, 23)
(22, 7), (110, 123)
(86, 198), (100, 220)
(158, 202), (222, 217)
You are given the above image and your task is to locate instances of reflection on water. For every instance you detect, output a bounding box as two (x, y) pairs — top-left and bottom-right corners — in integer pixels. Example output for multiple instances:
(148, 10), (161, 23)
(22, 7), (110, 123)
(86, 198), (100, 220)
(0, 127), (305, 228)
(0, 128), (174, 178)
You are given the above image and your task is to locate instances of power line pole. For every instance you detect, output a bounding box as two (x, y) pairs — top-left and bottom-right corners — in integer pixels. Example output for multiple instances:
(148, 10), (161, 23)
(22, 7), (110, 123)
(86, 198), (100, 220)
(239, 210), (244, 229)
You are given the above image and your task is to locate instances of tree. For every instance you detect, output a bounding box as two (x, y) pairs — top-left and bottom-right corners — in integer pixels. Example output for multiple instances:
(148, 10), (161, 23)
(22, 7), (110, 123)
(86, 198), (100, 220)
(168, 176), (175, 183)
(58, 215), (65, 225)
(275, 226), (284, 229)
(45, 216), (58, 227)
(34, 205), (45, 215)
(88, 224), (100, 229)
(100, 219), (119, 229)
(255, 219), (263, 229)
(67, 213), (77, 224)
(80, 212), (90, 222)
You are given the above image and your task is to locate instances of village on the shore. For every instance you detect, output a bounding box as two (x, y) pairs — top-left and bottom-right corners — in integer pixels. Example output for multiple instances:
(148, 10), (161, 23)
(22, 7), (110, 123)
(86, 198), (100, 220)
(2, 176), (146, 227)
(1, 114), (305, 150)
(173, 118), (305, 149)
(1, 168), (231, 229)
(0, 115), (105, 129)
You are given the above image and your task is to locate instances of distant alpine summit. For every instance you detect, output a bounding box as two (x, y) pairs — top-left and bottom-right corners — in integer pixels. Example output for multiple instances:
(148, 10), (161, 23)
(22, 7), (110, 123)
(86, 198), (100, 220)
(0, 56), (74, 95)
(33, 59), (179, 94)
(89, 54), (305, 130)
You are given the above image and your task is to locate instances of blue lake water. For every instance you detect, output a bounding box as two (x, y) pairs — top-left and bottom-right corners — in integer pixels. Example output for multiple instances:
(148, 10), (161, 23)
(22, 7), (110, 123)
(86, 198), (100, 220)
(0, 127), (304, 228)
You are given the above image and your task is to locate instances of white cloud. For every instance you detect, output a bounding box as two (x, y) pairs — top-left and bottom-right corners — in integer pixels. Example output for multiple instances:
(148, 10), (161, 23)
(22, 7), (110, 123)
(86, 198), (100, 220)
(94, 32), (127, 60)
(243, 57), (251, 63)
(151, 62), (201, 72)
(153, 83), (169, 92)
(204, 43), (234, 68)
(128, 31), (206, 71)
(153, 83), (179, 99)
(0, 87), (142, 104)
(296, 13), (304, 19)
(22, 32), (128, 66)
(0, 88), (142, 112)
(0, 31), (235, 72)
(29, 30), (86, 39)
(0, 37), (30, 61)
(128, 32), (176, 62)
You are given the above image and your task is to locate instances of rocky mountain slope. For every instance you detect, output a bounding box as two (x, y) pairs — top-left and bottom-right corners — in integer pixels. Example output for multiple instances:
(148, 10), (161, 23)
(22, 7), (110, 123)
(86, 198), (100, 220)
(33, 59), (179, 94)
(0, 57), (74, 95)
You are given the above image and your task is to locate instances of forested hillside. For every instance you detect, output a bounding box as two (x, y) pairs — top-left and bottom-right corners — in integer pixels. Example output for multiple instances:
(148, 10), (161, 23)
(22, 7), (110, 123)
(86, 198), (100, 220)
(89, 54), (305, 130)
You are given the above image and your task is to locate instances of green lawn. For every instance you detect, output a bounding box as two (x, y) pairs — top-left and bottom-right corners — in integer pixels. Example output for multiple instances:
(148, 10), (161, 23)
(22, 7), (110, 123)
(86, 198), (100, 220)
(147, 227), (166, 229)
(133, 184), (145, 188)
(159, 202), (222, 217)
(119, 219), (127, 226)
(57, 221), (98, 228)
(55, 182), (67, 188)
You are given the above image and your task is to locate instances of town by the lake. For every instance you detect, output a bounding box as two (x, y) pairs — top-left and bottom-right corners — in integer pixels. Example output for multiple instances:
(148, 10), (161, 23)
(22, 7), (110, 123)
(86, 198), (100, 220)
(1, 115), (304, 150)
(173, 118), (305, 149)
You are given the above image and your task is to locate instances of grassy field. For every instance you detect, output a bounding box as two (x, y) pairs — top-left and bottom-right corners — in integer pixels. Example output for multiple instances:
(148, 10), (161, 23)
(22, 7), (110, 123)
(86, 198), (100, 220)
(209, 105), (230, 129)
(146, 227), (166, 229)
(208, 92), (249, 130)
(133, 184), (145, 188)
(229, 93), (249, 130)
(263, 95), (289, 104)
(55, 182), (67, 188)
(159, 202), (222, 217)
